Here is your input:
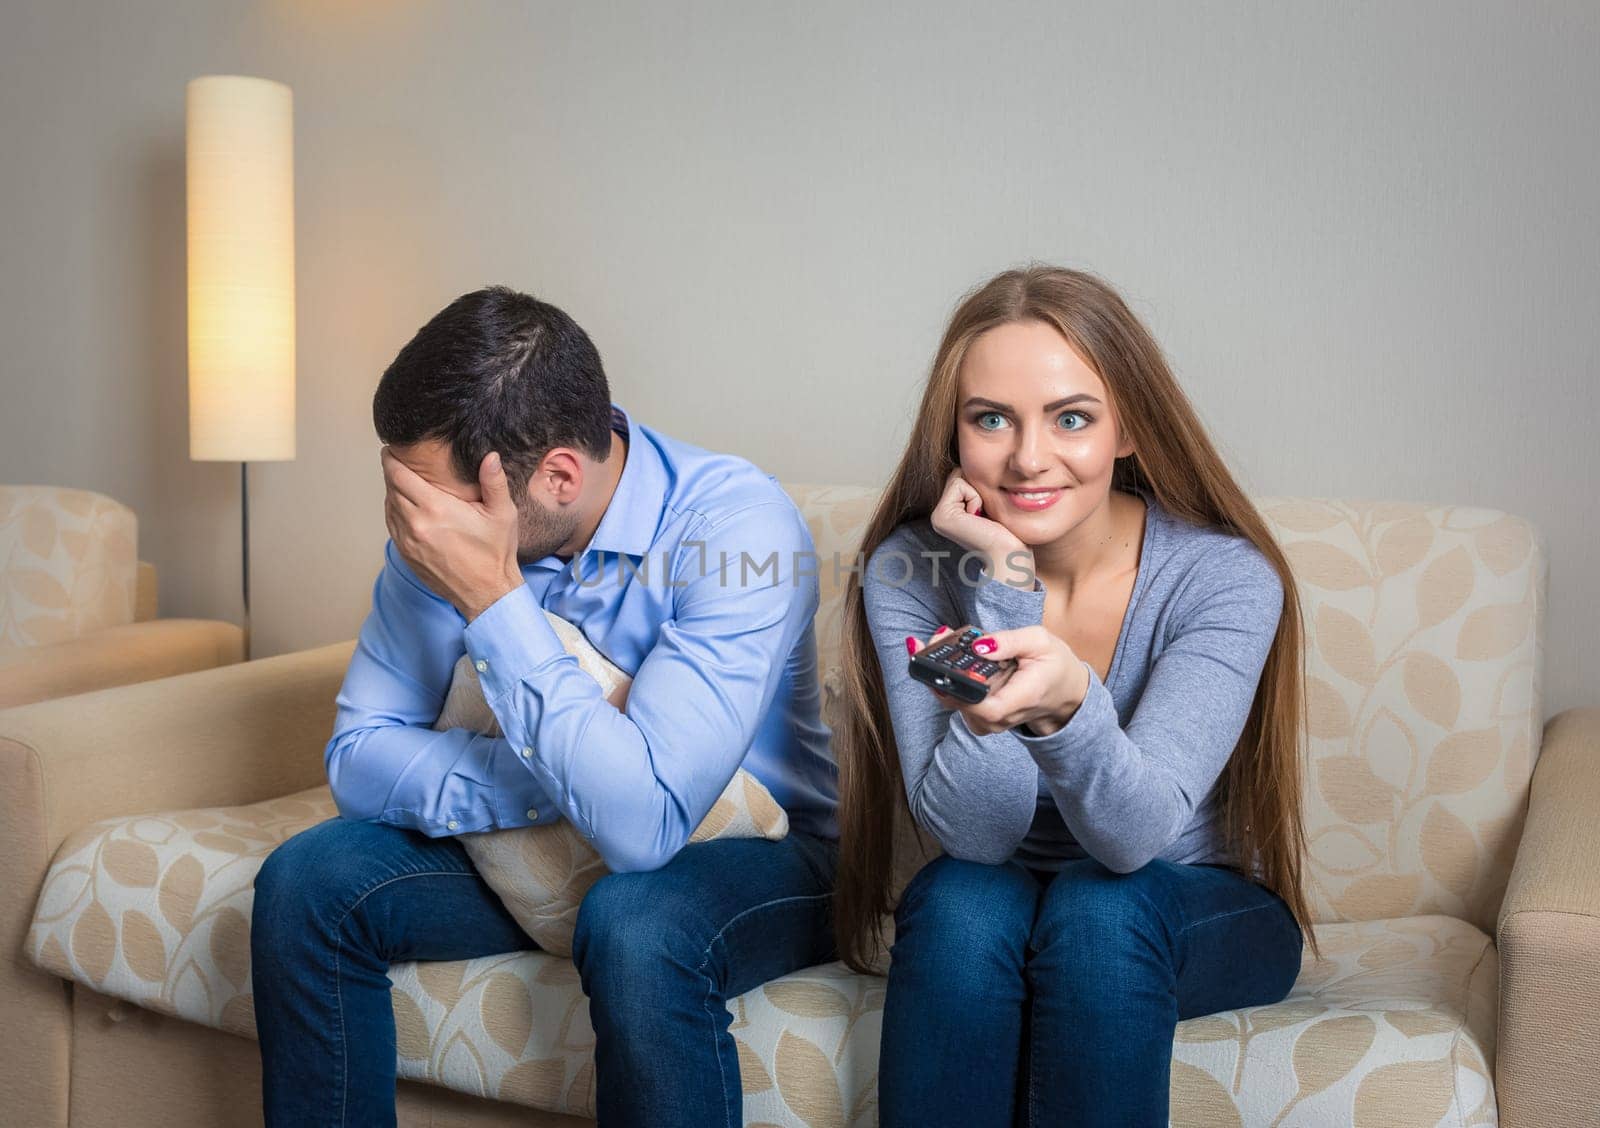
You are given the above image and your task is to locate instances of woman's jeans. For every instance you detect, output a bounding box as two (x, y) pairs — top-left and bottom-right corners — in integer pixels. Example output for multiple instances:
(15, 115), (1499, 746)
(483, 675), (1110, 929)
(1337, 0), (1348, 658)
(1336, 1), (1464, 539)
(250, 816), (838, 1128)
(878, 854), (1304, 1128)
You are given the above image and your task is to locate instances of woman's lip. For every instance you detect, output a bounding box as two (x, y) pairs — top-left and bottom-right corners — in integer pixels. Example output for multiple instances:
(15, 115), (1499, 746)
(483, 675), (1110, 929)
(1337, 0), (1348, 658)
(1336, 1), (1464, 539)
(1000, 486), (1065, 511)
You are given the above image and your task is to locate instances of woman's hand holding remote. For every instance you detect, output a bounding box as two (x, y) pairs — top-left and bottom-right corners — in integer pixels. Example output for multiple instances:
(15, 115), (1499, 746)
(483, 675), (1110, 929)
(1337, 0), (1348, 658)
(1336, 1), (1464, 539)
(910, 625), (1090, 737)
(929, 469), (1036, 589)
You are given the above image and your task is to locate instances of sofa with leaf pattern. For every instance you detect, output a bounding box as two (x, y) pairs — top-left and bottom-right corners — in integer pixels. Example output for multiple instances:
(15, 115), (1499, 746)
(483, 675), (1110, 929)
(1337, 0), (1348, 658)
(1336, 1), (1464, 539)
(2, 484), (1596, 1127)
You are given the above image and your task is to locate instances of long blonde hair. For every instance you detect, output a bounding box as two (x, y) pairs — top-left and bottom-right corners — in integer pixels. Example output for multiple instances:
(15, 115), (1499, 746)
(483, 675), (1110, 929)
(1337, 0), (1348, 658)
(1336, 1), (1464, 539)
(833, 264), (1319, 971)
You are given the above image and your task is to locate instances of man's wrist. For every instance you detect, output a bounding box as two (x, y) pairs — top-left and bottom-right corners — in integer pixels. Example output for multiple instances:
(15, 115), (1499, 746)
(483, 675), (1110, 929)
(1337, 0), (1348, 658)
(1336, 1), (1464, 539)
(461, 571), (525, 623)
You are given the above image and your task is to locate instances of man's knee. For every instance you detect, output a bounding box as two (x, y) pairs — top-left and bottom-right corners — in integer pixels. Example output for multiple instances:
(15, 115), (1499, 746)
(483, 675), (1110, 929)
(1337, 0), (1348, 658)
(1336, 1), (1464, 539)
(252, 818), (404, 955)
(572, 869), (708, 996)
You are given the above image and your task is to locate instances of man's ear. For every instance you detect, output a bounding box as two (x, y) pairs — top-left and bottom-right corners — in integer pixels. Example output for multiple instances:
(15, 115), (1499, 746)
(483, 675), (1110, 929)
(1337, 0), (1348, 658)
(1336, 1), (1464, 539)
(529, 448), (584, 504)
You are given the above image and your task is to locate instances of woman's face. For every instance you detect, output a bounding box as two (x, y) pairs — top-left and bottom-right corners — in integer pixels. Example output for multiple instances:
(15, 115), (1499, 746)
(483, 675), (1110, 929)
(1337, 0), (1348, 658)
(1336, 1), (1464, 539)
(954, 319), (1133, 543)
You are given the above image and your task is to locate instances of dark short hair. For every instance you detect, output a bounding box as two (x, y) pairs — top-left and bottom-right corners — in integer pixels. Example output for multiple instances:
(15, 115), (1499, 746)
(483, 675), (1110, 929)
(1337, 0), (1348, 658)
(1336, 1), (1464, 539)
(372, 286), (614, 492)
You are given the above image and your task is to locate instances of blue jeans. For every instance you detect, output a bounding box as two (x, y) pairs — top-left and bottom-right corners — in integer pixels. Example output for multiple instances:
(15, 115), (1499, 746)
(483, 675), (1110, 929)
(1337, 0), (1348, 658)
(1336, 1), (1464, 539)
(878, 855), (1303, 1128)
(250, 816), (838, 1127)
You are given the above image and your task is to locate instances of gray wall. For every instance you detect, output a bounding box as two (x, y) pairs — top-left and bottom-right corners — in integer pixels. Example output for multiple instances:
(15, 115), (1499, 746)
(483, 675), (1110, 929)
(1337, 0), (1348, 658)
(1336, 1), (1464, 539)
(2, 1), (1595, 718)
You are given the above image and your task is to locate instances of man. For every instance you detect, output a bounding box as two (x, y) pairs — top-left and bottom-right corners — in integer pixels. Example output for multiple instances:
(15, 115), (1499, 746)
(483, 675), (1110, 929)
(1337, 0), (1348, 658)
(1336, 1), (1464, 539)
(250, 286), (839, 1127)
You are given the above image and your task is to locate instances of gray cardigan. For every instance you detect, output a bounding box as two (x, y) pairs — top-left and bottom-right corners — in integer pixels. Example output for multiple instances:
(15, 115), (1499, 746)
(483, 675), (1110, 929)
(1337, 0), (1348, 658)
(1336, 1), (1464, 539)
(861, 488), (1283, 877)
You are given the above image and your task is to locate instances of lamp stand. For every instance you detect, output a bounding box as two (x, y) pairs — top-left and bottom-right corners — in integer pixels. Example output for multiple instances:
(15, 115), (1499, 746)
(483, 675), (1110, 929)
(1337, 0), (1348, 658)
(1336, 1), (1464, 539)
(241, 461), (252, 660)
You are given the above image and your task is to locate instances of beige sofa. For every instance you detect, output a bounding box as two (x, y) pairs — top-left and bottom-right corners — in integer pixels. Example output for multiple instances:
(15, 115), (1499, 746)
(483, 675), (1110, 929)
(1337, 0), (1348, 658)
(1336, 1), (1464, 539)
(0, 485), (245, 709)
(3, 486), (1596, 1126)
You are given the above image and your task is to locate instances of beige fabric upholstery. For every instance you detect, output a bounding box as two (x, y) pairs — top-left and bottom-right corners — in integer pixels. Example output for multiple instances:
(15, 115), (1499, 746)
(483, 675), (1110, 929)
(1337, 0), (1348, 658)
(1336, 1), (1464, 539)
(1495, 708), (1600, 1127)
(0, 485), (138, 648)
(440, 616), (789, 957)
(0, 641), (352, 1125)
(0, 618), (245, 709)
(6, 486), (1591, 1126)
(26, 786), (1498, 1123)
(135, 560), (158, 622)
(0, 485), (242, 709)
(1259, 498), (1544, 935)
(67, 983), (589, 1128)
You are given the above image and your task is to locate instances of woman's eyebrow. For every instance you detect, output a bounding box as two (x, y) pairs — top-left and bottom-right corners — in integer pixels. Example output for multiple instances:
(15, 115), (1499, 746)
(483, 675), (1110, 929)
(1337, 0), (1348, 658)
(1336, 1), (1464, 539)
(963, 394), (1103, 411)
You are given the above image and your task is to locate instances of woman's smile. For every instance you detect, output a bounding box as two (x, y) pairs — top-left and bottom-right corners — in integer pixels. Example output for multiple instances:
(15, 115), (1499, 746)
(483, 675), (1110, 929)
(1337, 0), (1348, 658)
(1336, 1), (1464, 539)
(1000, 485), (1066, 511)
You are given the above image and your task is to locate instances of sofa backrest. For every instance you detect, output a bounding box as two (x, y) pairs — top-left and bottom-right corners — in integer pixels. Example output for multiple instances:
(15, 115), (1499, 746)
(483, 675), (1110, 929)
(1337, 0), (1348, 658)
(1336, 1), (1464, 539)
(0, 485), (139, 649)
(783, 485), (1546, 935)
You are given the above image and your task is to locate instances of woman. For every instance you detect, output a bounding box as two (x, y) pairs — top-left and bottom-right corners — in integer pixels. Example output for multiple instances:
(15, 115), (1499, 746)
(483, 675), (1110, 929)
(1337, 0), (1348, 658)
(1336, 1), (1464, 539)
(832, 265), (1317, 1127)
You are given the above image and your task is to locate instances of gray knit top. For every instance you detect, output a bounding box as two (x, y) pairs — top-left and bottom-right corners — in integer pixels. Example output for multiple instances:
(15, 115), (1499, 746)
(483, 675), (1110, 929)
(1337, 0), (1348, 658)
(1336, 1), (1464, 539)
(861, 487), (1283, 877)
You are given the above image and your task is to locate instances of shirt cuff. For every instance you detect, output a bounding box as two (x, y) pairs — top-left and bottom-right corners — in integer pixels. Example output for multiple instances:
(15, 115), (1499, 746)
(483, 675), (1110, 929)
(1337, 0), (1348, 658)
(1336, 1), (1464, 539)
(1013, 660), (1117, 758)
(460, 583), (570, 705)
(485, 735), (563, 828)
(971, 575), (1046, 632)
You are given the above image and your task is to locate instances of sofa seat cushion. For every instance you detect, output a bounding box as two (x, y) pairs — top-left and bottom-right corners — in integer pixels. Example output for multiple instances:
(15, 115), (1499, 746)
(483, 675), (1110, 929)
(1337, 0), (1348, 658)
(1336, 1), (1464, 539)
(29, 790), (1499, 1125)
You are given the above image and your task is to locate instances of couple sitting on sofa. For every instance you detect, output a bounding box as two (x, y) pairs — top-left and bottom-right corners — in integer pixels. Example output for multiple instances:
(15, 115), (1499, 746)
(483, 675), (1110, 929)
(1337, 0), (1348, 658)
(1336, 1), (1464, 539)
(249, 264), (1314, 1128)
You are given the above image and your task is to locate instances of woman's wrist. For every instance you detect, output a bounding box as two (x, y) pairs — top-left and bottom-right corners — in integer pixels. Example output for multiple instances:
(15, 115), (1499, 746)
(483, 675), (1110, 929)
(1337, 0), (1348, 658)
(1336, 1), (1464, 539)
(981, 544), (1036, 590)
(1017, 661), (1091, 739)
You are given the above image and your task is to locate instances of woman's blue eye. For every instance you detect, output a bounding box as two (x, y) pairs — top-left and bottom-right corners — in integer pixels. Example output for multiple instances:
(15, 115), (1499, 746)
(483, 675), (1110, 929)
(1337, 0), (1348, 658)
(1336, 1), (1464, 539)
(1059, 411), (1090, 430)
(977, 412), (1006, 431)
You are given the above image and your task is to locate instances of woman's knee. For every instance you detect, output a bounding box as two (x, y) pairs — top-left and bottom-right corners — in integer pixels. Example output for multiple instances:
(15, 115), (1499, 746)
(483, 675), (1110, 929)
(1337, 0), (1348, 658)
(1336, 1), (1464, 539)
(1028, 860), (1175, 985)
(891, 855), (1038, 976)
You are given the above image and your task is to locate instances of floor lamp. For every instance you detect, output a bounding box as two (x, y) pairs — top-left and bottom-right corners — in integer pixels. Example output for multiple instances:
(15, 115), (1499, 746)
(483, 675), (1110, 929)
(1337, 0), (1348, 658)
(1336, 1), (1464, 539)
(186, 75), (296, 660)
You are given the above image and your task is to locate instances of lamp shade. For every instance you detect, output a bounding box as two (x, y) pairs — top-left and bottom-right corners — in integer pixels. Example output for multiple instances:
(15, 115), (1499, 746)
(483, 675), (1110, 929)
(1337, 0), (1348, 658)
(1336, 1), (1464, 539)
(186, 75), (296, 461)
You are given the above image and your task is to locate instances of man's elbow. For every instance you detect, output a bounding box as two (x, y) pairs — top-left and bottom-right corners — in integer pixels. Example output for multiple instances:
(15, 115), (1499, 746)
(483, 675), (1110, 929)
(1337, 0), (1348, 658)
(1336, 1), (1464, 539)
(324, 735), (383, 823)
(593, 823), (689, 875)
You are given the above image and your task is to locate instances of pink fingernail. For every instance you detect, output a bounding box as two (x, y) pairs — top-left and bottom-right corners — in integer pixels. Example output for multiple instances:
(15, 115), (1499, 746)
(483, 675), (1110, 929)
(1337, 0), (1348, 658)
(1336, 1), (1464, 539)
(973, 638), (996, 654)
(905, 636), (918, 655)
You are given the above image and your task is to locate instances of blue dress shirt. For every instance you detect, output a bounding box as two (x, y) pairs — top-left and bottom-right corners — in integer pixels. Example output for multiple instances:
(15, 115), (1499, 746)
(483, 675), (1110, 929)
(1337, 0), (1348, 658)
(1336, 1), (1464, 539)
(325, 405), (839, 871)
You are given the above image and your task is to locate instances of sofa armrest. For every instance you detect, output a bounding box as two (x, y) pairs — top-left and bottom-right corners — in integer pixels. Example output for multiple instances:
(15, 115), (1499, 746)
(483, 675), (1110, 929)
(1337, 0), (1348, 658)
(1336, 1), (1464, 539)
(0, 618), (247, 709)
(0, 639), (353, 1125)
(0, 639), (354, 855)
(1495, 707), (1600, 1128)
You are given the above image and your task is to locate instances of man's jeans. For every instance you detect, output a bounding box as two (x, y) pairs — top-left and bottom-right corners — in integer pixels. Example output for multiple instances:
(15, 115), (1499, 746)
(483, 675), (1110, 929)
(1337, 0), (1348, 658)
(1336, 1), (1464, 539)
(250, 816), (839, 1127)
(877, 855), (1304, 1128)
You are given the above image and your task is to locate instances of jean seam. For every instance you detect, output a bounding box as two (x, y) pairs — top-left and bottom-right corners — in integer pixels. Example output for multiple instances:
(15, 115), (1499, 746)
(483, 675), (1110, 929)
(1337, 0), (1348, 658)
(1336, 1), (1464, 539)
(329, 868), (479, 1128)
(694, 891), (835, 1128)
(1178, 900), (1279, 935)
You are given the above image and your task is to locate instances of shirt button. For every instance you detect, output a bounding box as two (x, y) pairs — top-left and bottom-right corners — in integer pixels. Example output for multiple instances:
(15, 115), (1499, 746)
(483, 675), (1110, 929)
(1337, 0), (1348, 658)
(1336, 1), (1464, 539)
(474, 659), (488, 673)
(519, 746), (533, 759)
(446, 819), (460, 831)
(526, 808), (539, 821)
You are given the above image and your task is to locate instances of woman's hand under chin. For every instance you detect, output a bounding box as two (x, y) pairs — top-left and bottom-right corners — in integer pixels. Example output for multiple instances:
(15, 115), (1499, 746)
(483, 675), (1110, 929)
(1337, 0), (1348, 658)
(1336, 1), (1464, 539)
(910, 626), (1091, 737)
(928, 469), (1035, 588)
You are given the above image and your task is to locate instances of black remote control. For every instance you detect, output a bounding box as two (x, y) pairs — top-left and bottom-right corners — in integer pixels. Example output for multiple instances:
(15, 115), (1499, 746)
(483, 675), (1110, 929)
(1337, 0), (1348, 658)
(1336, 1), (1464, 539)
(908, 625), (1013, 704)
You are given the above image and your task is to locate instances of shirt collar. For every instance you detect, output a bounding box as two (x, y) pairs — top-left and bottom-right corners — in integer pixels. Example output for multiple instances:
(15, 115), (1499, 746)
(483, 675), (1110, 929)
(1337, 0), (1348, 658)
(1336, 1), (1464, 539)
(579, 403), (664, 559)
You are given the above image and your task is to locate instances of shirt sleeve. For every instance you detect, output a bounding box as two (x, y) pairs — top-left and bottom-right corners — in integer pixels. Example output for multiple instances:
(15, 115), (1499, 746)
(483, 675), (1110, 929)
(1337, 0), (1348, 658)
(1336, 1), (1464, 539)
(861, 535), (1048, 865)
(1013, 537), (1285, 873)
(460, 501), (817, 873)
(324, 539), (561, 836)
